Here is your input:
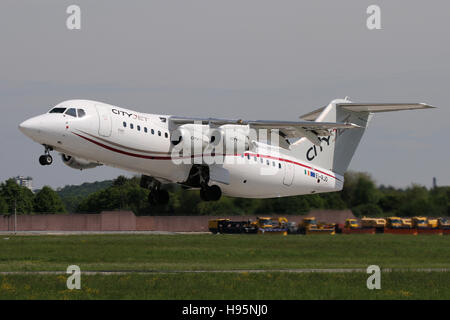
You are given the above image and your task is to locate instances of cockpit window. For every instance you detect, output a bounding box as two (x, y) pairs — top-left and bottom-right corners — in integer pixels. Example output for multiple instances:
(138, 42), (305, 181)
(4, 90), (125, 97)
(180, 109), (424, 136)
(49, 107), (66, 114)
(65, 108), (77, 117)
(77, 109), (86, 118)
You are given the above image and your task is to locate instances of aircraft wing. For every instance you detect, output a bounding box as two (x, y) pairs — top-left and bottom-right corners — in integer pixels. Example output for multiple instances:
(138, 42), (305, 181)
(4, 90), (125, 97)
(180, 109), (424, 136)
(169, 116), (360, 146)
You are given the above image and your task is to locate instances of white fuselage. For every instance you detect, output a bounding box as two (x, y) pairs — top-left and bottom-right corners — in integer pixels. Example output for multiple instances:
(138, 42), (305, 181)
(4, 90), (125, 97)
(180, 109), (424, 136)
(19, 99), (343, 198)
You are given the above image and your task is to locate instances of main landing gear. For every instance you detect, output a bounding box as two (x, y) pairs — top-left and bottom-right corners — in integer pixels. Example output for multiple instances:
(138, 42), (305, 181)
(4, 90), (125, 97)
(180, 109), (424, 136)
(187, 165), (222, 202)
(140, 175), (170, 206)
(39, 146), (53, 166)
(200, 185), (222, 202)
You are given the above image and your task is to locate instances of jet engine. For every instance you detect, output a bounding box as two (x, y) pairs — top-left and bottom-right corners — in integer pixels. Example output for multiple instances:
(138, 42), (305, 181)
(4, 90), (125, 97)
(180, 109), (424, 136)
(61, 154), (102, 170)
(208, 126), (250, 153)
(170, 124), (210, 151)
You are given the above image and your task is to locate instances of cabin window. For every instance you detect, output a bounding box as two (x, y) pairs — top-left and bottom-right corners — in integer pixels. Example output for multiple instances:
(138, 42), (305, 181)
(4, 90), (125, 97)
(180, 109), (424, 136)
(279, 163), (282, 169)
(123, 122), (127, 128)
(49, 107), (66, 113)
(137, 125), (141, 131)
(266, 160), (270, 165)
(144, 127), (148, 133)
(158, 131), (161, 136)
(272, 161), (276, 167)
(77, 109), (86, 118)
(254, 157), (257, 161)
(151, 129), (154, 134)
(247, 154), (250, 160)
(260, 158), (263, 163)
(165, 132), (168, 138)
(130, 123), (134, 129)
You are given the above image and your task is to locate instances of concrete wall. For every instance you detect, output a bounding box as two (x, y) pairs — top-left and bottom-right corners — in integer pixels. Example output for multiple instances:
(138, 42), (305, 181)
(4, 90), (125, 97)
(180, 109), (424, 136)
(0, 210), (355, 232)
(0, 211), (131, 231)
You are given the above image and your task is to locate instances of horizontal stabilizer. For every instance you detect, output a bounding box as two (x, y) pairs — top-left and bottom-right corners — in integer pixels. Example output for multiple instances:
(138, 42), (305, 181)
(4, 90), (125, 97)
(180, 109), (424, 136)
(301, 103), (434, 121)
(337, 103), (434, 113)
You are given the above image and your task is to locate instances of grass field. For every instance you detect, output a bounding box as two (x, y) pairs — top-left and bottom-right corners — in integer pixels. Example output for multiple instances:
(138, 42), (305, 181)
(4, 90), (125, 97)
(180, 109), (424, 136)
(0, 234), (449, 299)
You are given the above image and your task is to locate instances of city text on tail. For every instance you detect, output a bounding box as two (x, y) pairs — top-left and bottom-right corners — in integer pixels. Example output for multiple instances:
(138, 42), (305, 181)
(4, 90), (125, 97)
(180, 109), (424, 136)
(19, 98), (433, 205)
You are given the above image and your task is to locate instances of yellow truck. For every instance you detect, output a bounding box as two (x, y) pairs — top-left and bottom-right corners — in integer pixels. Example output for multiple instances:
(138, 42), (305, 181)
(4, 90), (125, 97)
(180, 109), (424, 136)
(412, 216), (428, 229)
(427, 219), (438, 229)
(253, 217), (288, 235)
(253, 217), (275, 229)
(344, 219), (360, 229)
(208, 219), (230, 234)
(298, 217), (335, 235)
(401, 218), (412, 229)
(386, 217), (403, 229)
(361, 217), (386, 229)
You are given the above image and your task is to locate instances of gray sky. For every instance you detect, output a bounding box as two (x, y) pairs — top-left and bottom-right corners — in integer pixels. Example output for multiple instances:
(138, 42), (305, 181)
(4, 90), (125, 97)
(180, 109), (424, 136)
(1, 0), (449, 189)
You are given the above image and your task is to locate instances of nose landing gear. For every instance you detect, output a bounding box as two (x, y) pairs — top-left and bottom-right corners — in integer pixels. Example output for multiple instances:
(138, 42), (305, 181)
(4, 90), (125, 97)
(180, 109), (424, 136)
(39, 146), (53, 166)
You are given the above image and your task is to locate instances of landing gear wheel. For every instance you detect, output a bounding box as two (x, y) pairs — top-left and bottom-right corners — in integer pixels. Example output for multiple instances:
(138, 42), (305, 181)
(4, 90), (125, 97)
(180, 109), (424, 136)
(206, 185), (222, 201)
(39, 154), (53, 166)
(200, 185), (222, 201)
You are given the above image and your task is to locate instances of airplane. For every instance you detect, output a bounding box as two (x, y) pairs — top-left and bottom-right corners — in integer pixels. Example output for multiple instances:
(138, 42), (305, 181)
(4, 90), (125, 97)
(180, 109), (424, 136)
(18, 97), (433, 205)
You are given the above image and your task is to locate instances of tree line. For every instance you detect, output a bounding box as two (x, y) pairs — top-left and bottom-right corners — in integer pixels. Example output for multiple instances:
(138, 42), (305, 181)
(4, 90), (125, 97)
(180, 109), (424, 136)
(0, 179), (65, 214)
(0, 172), (448, 217)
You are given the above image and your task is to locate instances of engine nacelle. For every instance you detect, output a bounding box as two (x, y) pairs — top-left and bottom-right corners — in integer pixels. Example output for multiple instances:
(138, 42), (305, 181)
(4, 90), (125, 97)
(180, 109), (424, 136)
(61, 154), (102, 170)
(170, 124), (210, 151)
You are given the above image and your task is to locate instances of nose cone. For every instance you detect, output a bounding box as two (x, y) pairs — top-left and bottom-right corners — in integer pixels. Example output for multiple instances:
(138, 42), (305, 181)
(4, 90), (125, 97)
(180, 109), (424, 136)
(19, 117), (41, 138)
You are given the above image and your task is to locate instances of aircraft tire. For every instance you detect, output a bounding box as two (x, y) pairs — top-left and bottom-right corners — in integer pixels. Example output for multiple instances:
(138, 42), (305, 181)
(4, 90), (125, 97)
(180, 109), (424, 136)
(39, 155), (52, 166)
(206, 185), (222, 201)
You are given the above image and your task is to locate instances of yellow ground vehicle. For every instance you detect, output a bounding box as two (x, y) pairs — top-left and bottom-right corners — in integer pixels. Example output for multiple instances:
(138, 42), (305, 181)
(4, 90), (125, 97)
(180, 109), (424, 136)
(361, 217), (386, 229)
(254, 217), (275, 229)
(298, 217), (318, 234)
(386, 217), (402, 229)
(277, 217), (288, 228)
(344, 219), (360, 229)
(401, 218), (412, 229)
(437, 218), (450, 229)
(253, 217), (288, 235)
(298, 217), (335, 235)
(412, 217), (428, 229)
(427, 219), (438, 229)
(208, 219), (230, 233)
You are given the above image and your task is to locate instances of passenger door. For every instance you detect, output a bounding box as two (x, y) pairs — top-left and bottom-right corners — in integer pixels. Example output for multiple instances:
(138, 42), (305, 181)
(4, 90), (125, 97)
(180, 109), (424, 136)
(96, 104), (112, 137)
(283, 162), (295, 186)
